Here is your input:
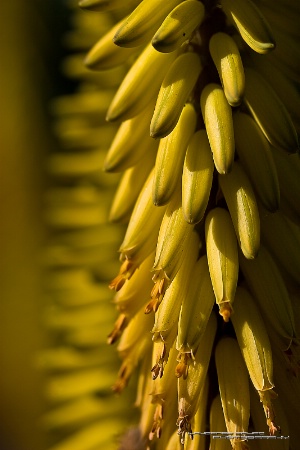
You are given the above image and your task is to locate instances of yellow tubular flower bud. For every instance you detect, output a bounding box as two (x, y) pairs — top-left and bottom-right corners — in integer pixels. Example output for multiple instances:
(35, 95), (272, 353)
(239, 245), (298, 349)
(85, 18), (140, 70)
(151, 231), (199, 344)
(150, 344), (178, 440)
(185, 379), (209, 450)
(200, 83), (235, 174)
(231, 287), (279, 435)
(104, 101), (157, 172)
(177, 313), (217, 444)
(148, 194), (199, 313)
(106, 43), (178, 122)
(182, 129), (214, 225)
(259, 207), (300, 285)
(243, 68), (299, 153)
(233, 112), (280, 212)
(109, 146), (157, 223)
(152, 0), (205, 53)
(218, 161), (260, 260)
(205, 207), (239, 321)
(220, 0), (275, 54)
(113, 0), (184, 48)
(176, 255), (215, 378)
(108, 252), (155, 344)
(215, 337), (250, 450)
(150, 53), (202, 139)
(152, 102), (198, 205)
(209, 396), (232, 450)
(209, 32), (245, 107)
(113, 306), (153, 393)
(110, 169), (166, 290)
(79, 0), (140, 12)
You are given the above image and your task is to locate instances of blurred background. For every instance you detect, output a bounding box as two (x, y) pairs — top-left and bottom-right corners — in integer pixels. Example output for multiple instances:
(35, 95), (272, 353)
(0, 1), (73, 449)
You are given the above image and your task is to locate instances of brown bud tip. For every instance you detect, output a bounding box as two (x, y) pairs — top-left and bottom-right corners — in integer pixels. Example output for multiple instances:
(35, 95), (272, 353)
(219, 301), (233, 322)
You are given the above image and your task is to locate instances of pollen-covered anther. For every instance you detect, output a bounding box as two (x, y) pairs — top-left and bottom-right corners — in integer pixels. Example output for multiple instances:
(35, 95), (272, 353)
(151, 342), (166, 379)
(175, 353), (191, 379)
(144, 273), (167, 314)
(109, 259), (135, 291)
(219, 301), (233, 322)
(112, 360), (134, 394)
(107, 313), (128, 345)
(149, 404), (163, 441)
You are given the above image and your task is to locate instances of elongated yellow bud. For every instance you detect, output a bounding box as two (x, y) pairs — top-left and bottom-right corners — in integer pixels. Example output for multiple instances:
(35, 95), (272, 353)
(215, 337), (250, 450)
(150, 344), (178, 439)
(231, 287), (274, 392)
(113, 306), (153, 392)
(176, 255), (215, 378)
(244, 68), (299, 153)
(152, 0), (205, 53)
(233, 112), (280, 212)
(209, 32), (245, 106)
(205, 207), (239, 321)
(113, 0), (184, 48)
(151, 191), (198, 301)
(182, 129), (214, 224)
(108, 252), (155, 344)
(85, 18), (139, 70)
(200, 83), (235, 174)
(218, 161), (260, 259)
(231, 287), (278, 434)
(153, 103), (197, 205)
(109, 147), (156, 223)
(220, 0), (275, 54)
(150, 52), (201, 139)
(110, 170), (166, 290)
(259, 208), (300, 285)
(239, 245), (297, 348)
(104, 102), (157, 172)
(106, 43), (178, 121)
(186, 379), (209, 450)
(151, 230), (199, 342)
(79, 0), (139, 12)
(209, 396), (232, 450)
(177, 313), (217, 443)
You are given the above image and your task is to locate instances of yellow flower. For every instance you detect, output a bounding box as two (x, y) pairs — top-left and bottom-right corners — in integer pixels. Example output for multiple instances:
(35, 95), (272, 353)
(43, 1), (300, 449)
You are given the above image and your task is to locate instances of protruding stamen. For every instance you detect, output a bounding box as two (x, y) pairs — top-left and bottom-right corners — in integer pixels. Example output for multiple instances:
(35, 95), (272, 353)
(176, 413), (192, 445)
(109, 259), (135, 291)
(151, 342), (166, 379)
(258, 389), (280, 435)
(112, 360), (133, 394)
(175, 353), (191, 379)
(149, 404), (163, 441)
(144, 272), (167, 314)
(107, 313), (128, 345)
